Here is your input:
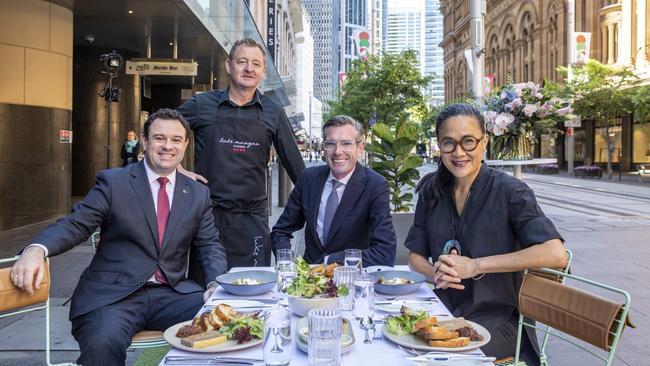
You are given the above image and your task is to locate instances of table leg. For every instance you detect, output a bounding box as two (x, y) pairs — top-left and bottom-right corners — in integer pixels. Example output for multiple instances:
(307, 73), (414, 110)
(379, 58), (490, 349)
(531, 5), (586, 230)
(514, 166), (522, 179)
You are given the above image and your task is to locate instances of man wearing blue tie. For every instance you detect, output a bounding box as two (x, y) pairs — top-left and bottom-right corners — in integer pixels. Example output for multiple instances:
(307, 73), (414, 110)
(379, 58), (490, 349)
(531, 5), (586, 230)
(271, 115), (396, 266)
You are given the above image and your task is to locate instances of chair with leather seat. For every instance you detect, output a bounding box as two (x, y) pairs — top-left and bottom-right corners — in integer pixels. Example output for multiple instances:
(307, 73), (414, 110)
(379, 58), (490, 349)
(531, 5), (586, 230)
(0, 256), (75, 366)
(515, 266), (634, 365)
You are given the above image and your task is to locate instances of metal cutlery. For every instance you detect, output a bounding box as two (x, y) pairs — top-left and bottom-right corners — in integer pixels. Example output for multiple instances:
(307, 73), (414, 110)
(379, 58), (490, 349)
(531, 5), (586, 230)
(407, 355), (496, 363)
(164, 355), (263, 365)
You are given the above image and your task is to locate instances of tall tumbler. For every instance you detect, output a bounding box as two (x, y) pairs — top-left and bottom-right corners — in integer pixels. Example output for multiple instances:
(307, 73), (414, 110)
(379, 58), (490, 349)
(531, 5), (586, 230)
(263, 306), (292, 366)
(333, 266), (357, 311)
(307, 308), (342, 366)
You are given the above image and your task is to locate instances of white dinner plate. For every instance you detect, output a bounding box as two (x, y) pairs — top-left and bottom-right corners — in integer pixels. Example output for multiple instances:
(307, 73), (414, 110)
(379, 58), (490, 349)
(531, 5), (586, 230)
(205, 299), (267, 309)
(163, 320), (262, 353)
(382, 317), (491, 352)
(366, 265), (393, 273)
(294, 317), (355, 354)
(375, 300), (439, 314)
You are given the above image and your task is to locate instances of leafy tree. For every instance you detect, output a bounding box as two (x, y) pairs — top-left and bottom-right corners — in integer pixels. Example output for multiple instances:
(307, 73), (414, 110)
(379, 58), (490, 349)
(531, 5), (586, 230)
(633, 85), (650, 124)
(326, 50), (432, 130)
(556, 60), (638, 179)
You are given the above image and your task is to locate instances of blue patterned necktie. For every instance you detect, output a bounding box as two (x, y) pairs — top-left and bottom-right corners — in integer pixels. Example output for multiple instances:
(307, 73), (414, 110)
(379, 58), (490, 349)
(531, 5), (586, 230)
(322, 179), (343, 245)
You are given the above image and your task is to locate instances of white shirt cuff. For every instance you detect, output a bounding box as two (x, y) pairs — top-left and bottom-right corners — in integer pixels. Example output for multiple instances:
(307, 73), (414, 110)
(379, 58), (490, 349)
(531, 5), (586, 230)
(25, 244), (48, 257)
(324, 255), (329, 264)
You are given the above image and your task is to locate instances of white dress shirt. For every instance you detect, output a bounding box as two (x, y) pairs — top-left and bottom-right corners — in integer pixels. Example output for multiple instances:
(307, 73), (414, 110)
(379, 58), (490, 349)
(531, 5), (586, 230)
(316, 167), (355, 264)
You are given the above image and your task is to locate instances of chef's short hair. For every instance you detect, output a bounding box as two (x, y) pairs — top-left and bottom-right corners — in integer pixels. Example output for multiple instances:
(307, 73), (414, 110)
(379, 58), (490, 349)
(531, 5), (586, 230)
(143, 108), (190, 140)
(322, 115), (365, 141)
(228, 38), (267, 61)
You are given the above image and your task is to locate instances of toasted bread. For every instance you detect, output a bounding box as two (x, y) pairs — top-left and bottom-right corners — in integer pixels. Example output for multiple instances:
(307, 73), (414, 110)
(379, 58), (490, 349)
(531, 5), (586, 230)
(427, 336), (471, 348)
(215, 304), (238, 322)
(323, 263), (339, 278)
(413, 317), (438, 333)
(419, 327), (459, 340)
(310, 264), (325, 275)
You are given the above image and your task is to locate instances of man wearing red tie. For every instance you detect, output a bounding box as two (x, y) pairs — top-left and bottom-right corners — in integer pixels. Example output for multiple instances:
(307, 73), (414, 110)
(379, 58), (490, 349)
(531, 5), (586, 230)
(9, 109), (227, 366)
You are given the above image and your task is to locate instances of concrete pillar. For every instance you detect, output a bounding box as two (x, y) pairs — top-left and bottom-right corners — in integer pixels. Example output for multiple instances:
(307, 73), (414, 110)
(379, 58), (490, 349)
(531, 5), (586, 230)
(619, 0), (633, 65)
(607, 23), (616, 64)
(636, 0), (648, 67)
(601, 26), (608, 63)
(0, 0), (73, 230)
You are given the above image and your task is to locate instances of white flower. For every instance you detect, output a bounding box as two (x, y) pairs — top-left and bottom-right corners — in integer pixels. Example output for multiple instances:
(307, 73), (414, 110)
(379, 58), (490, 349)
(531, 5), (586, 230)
(556, 106), (573, 116)
(483, 111), (497, 124)
(522, 104), (538, 117)
(500, 91), (508, 100)
(534, 92), (544, 99)
(507, 98), (522, 110)
(494, 112), (515, 135)
(526, 81), (536, 89)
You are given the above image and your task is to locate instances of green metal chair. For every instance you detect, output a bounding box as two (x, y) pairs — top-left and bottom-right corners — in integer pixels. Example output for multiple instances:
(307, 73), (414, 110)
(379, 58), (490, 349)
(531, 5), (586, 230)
(0, 256), (75, 366)
(515, 266), (634, 366)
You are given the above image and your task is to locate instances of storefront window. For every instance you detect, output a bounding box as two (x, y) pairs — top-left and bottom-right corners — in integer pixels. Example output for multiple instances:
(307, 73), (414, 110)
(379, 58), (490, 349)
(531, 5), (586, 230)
(633, 123), (650, 163)
(540, 134), (557, 158)
(594, 126), (622, 163)
(562, 130), (585, 162)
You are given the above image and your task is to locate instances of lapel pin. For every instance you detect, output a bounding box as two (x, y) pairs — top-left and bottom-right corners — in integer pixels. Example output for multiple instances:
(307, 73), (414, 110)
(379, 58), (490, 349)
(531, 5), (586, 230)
(182, 188), (188, 194)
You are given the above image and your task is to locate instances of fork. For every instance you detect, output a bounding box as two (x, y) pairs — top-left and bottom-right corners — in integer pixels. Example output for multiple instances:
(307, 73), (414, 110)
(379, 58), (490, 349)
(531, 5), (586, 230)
(372, 325), (383, 340)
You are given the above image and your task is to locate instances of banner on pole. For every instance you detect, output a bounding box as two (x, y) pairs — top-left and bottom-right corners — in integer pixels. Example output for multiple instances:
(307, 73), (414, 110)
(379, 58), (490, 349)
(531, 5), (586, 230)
(352, 29), (371, 60)
(572, 32), (591, 64)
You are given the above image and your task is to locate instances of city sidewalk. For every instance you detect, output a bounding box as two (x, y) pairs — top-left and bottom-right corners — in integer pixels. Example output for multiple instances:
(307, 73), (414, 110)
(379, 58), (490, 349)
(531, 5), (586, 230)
(0, 160), (648, 365)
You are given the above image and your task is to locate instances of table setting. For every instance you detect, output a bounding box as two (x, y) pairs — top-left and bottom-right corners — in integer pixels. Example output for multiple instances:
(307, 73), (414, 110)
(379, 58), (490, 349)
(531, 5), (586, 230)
(158, 251), (494, 366)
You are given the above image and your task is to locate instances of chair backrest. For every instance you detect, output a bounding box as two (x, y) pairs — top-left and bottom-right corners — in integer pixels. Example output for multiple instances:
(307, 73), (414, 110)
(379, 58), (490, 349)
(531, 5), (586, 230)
(0, 257), (50, 313)
(516, 268), (634, 365)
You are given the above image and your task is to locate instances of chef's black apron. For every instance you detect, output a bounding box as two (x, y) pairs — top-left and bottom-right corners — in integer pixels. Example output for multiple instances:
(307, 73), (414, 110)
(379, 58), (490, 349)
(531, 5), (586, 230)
(192, 110), (272, 273)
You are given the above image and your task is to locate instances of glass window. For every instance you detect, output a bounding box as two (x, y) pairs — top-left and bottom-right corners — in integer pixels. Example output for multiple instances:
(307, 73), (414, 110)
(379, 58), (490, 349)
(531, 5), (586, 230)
(540, 134), (557, 158)
(562, 130), (586, 162)
(633, 123), (650, 163)
(594, 126), (622, 163)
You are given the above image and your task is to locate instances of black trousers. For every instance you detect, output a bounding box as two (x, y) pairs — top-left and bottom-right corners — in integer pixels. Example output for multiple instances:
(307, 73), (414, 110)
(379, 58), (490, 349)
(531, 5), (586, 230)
(71, 285), (203, 366)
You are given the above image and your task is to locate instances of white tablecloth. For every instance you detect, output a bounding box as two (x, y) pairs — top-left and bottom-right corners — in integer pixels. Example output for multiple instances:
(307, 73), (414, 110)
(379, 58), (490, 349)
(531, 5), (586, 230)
(159, 266), (493, 366)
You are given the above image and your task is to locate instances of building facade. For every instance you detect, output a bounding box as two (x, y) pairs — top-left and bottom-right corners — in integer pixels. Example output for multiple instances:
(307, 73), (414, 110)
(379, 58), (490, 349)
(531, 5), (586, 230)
(0, 0), (303, 231)
(386, 0), (425, 74)
(425, 0), (445, 106)
(440, 0), (650, 171)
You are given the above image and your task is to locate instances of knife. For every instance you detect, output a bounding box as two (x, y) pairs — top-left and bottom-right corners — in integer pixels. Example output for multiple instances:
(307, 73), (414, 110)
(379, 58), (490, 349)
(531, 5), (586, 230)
(164, 356), (263, 364)
(407, 355), (496, 362)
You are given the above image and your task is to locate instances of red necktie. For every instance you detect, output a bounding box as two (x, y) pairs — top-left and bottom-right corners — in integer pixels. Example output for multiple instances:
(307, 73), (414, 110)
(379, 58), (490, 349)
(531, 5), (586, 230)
(155, 177), (170, 284)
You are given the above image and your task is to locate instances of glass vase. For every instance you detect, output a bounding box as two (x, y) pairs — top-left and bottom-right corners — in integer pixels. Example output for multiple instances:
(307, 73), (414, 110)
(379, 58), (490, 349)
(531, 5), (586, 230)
(492, 134), (533, 161)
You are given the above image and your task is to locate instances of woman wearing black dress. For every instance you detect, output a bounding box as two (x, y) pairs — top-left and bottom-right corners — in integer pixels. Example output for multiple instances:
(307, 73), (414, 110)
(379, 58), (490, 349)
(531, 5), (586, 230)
(405, 103), (567, 365)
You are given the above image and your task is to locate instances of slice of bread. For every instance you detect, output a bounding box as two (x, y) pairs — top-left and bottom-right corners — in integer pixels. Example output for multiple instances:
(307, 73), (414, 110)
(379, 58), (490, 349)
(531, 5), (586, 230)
(420, 327), (459, 340)
(437, 317), (471, 331)
(427, 336), (471, 348)
(215, 304), (238, 322)
(413, 317), (438, 333)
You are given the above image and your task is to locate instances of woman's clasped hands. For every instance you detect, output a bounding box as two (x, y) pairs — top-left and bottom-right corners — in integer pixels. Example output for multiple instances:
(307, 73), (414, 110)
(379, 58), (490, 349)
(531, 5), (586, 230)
(432, 249), (480, 290)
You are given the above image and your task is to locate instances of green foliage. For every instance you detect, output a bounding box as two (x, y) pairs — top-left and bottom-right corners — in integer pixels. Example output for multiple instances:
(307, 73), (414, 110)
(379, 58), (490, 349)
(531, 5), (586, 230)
(325, 50), (432, 130)
(633, 85), (650, 123)
(366, 120), (422, 212)
(557, 60), (638, 123)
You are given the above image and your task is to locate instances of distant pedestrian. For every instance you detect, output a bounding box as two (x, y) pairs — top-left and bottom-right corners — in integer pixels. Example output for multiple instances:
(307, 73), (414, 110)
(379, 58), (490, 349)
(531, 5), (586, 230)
(120, 130), (141, 166)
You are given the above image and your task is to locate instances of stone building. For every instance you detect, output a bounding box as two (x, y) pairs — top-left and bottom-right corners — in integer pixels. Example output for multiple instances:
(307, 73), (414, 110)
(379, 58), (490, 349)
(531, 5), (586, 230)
(439, 0), (650, 171)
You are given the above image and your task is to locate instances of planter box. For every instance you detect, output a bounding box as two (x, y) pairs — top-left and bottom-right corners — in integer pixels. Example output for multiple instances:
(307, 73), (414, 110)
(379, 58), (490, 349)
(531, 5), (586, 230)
(535, 163), (559, 175)
(574, 165), (602, 179)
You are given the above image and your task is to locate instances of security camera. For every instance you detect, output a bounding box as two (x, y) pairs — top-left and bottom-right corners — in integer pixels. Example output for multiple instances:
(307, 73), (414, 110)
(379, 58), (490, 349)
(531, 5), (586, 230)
(84, 34), (95, 44)
(99, 51), (123, 74)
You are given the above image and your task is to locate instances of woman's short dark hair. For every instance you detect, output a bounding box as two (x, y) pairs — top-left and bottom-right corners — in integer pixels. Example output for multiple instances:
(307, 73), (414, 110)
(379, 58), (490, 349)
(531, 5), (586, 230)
(322, 115), (365, 141)
(418, 103), (485, 206)
(143, 108), (190, 140)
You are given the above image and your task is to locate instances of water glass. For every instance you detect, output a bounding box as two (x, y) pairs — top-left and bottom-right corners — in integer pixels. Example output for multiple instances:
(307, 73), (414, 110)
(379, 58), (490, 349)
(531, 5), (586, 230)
(353, 274), (375, 319)
(308, 309), (342, 366)
(344, 249), (362, 272)
(275, 249), (295, 293)
(263, 306), (293, 366)
(333, 266), (357, 311)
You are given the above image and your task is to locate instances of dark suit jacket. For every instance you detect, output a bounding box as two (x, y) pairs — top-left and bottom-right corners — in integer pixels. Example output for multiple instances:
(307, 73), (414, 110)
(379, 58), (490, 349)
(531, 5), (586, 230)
(30, 161), (227, 320)
(271, 163), (396, 266)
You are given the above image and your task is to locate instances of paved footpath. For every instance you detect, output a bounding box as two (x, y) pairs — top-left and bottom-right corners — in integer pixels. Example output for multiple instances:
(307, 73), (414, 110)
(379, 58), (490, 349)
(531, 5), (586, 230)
(1, 162), (649, 365)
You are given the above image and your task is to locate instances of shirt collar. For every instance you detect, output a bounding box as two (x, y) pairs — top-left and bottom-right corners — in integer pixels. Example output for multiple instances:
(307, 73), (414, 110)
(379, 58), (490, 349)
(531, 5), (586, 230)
(327, 165), (355, 186)
(143, 159), (177, 187)
(218, 87), (264, 110)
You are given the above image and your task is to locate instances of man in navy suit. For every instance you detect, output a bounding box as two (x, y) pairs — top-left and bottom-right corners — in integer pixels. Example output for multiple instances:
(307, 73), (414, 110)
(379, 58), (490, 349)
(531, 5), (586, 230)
(271, 115), (396, 266)
(9, 109), (227, 365)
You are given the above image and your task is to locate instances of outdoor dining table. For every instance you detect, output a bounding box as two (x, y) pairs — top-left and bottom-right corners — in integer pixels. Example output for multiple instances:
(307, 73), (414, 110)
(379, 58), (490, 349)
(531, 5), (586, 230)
(159, 265), (494, 366)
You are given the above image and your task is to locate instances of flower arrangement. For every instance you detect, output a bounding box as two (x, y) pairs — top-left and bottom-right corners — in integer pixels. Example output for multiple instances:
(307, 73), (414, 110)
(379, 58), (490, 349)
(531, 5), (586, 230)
(574, 165), (602, 178)
(483, 81), (573, 160)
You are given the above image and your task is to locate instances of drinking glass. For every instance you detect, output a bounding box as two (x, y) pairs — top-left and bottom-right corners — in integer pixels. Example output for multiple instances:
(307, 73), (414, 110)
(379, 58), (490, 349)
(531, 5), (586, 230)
(344, 249), (362, 272)
(308, 309), (342, 366)
(275, 249), (295, 293)
(263, 306), (293, 366)
(353, 274), (375, 319)
(333, 266), (357, 311)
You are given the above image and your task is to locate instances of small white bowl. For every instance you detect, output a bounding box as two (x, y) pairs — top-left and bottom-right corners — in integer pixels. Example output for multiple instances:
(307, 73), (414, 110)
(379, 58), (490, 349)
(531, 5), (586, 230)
(287, 296), (337, 317)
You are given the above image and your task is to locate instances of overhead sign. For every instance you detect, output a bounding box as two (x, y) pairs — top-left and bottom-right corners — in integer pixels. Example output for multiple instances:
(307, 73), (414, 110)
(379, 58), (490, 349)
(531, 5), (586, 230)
(267, 0), (276, 60)
(125, 60), (198, 76)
